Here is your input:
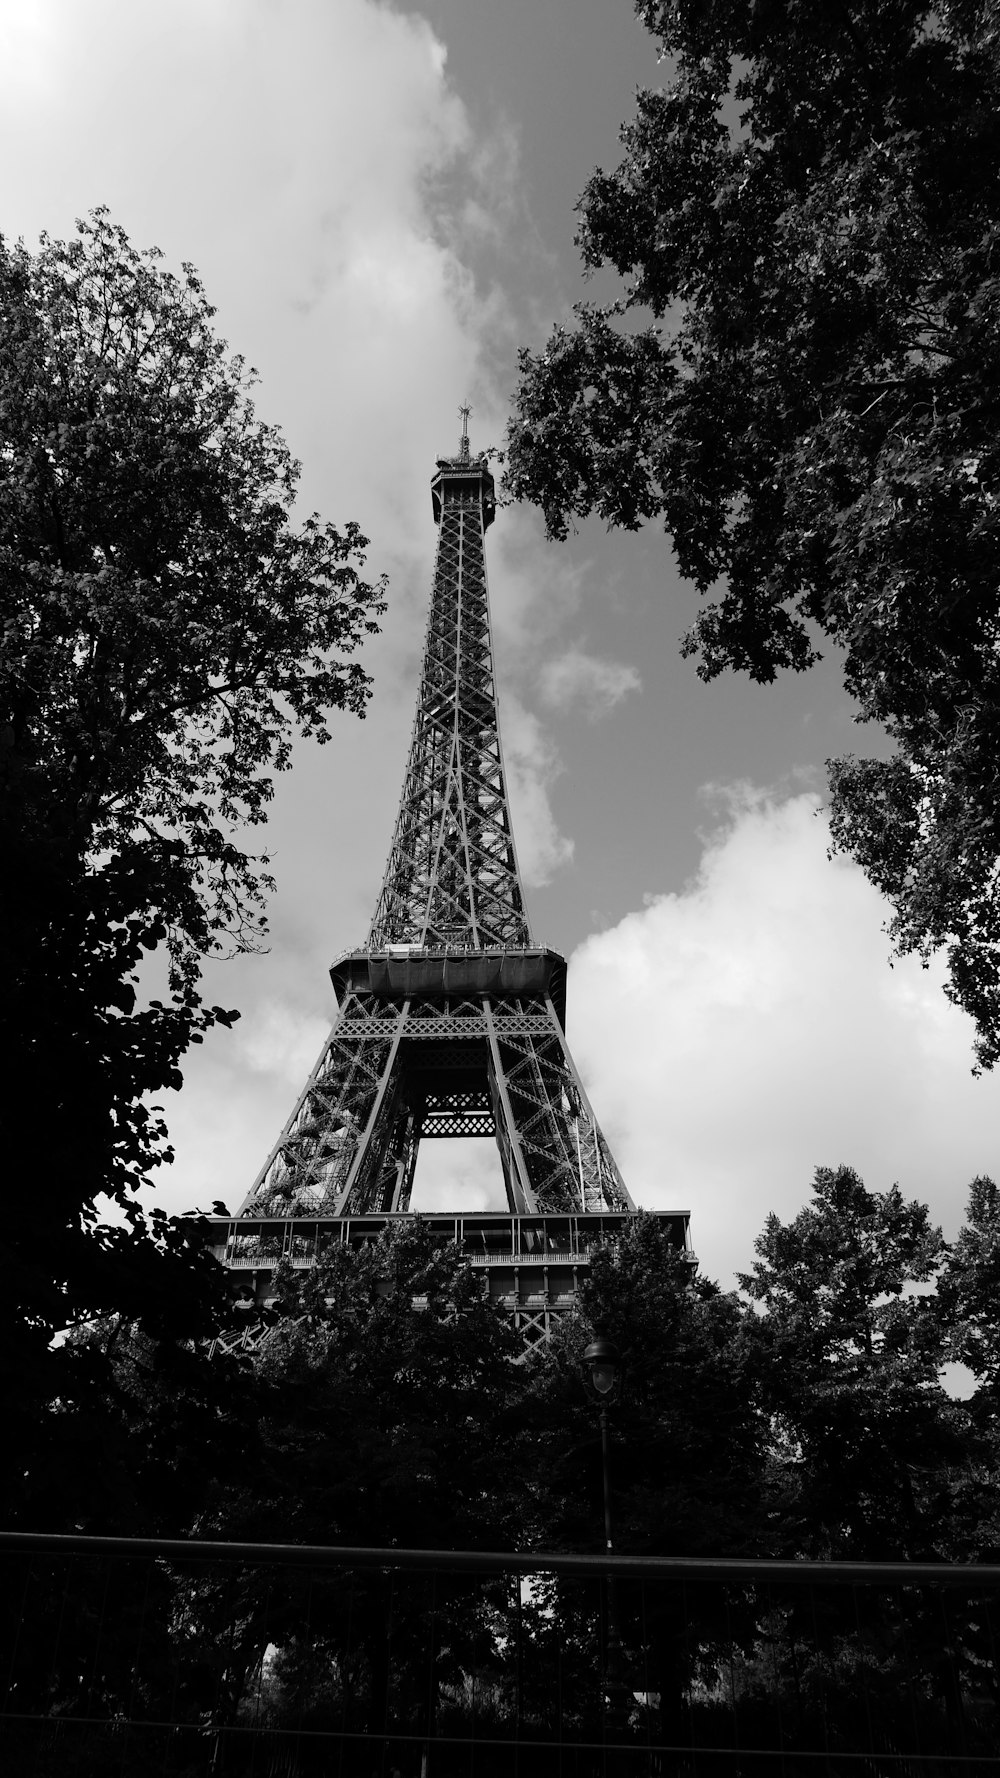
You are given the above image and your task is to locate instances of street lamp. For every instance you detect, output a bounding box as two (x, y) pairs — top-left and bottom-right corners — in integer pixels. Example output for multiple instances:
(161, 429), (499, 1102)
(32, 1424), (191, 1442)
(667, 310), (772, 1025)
(583, 1334), (628, 1730)
(582, 1336), (621, 1553)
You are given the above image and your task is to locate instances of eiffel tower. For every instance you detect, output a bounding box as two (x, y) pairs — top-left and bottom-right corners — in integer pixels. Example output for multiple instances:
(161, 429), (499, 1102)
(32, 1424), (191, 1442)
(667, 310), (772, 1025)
(210, 416), (692, 1342)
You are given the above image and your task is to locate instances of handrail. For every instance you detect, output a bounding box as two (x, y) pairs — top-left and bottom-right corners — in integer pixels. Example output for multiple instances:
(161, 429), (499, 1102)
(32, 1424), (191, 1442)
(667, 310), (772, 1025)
(218, 1250), (585, 1267)
(331, 942), (558, 962)
(4, 1530), (1000, 1588)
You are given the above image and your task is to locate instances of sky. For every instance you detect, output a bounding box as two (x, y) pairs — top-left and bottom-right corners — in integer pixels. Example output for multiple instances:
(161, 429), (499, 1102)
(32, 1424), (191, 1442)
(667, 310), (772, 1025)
(5, 0), (1000, 1289)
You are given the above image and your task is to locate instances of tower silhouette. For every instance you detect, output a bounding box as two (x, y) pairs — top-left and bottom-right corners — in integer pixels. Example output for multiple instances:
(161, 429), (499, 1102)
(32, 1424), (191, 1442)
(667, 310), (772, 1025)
(212, 422), (692, 1340)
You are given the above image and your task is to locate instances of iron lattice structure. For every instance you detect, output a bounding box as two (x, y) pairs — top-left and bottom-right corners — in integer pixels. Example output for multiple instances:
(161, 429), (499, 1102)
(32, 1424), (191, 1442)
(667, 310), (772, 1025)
(238, 428), (635, 1222)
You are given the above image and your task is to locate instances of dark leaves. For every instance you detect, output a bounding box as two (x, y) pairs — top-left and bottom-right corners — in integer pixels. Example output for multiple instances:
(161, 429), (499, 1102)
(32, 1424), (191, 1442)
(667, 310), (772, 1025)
(506, 0), (1000, 1062)
(1, 210), (383, 1517)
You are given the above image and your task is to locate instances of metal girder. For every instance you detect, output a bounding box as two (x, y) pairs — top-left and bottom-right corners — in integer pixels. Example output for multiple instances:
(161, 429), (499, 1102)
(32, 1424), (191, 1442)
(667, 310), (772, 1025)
(237, 986), (635, 1219)
(236, 433), (635, 1224)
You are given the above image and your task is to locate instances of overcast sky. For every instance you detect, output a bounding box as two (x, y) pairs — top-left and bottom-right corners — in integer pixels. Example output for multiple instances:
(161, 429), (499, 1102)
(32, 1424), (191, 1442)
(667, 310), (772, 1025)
(6, 0), (1000, 1288)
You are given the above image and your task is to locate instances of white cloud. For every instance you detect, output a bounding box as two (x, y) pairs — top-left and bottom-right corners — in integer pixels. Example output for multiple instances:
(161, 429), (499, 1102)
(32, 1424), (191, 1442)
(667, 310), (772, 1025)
(539, 646), (641, 718)
(237, 1002), (329, 1087)
(0, 0), (517, 573)
(409, 1138), (508, 1213)
(568, 787), (1000, 1287)
(159, 783), (1000, 1261)
(0, 0), (574, 1225)
(501, 693), (575, 889)
(490, 505), (590, 660)
(27, 4), (957, 1279)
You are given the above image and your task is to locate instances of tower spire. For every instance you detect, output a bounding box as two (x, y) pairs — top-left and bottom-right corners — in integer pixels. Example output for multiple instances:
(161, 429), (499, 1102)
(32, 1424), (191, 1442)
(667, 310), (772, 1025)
(368, 438), (521, 951)
(458, 401), (471, 464)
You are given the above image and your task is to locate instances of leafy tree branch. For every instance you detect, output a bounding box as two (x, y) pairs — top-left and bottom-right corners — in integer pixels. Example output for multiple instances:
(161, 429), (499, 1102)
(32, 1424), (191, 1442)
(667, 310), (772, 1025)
(507, 0), (1000, 1064)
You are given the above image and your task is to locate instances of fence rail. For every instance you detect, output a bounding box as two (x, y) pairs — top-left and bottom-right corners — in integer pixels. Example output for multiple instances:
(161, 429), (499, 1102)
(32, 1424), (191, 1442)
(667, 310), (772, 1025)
(4, 1531), (1000, 1776)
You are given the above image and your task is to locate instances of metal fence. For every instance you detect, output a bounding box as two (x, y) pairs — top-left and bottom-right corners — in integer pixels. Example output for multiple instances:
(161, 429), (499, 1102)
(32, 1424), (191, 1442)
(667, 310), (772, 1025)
(3, 1530), (1000, 1776)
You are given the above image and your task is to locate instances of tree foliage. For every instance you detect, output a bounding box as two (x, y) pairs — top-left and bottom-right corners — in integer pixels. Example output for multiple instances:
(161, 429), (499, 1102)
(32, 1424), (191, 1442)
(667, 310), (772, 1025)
(740, 1165), (979, 1560)
(521, 1216), (766, 1559)
(939, 1175), (1000, 1405)
(219, 1220), (525, 1551)
(165, 1200), (1000, 1754)
(506, 1), (1000, 1064)
(0, 210), (384, 1510)
(10, 1188), (1000, 1767)
(180, 1224), (527, 1741)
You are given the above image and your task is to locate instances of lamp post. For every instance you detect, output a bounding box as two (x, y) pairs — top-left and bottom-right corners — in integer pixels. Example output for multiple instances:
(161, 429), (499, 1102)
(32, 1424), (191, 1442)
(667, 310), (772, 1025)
(583, 1335), (626, 1720)
(583, 1336), (621, 1553)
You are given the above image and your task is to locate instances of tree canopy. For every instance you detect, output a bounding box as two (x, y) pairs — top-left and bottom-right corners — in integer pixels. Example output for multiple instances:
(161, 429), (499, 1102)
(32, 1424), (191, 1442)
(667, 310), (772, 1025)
(28, 1192), (996, 1766)
(739, 1165), (966, 1560)
(212, 1221), (525, 1552)
(939, 1174), (1000, 1408)
(506, 1), (1000, 1066)
(1, 211), (384, 1512)
(520, 1217), (766, 1559)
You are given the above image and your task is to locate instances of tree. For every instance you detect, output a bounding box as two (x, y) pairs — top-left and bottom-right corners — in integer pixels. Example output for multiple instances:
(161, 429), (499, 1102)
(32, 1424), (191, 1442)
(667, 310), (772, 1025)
(506, 1), (1000, 1066)
(187, 1222), (527, 1740)
(932, 1177), (1000, 1704)
(208, 1220), (524, 1550)
(192, 1218), (766, 1753)
(740, 1166), (1000, 1742)
(524, 1215), (766, 1559)
(939, 1175), (1000, 1441)
(739, 1165), (973, 1561)
(514, 1217), (768, 1748)
(1, 210), (384, 1514)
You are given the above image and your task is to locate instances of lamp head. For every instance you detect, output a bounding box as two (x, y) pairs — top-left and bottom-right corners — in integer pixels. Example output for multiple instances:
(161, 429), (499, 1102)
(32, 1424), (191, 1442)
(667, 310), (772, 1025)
(583, 1335), (621, 1399)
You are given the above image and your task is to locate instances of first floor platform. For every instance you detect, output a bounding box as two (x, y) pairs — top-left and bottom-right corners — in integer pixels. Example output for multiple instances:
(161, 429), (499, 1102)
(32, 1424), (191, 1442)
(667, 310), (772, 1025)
(206, 1209), (694, 1345)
